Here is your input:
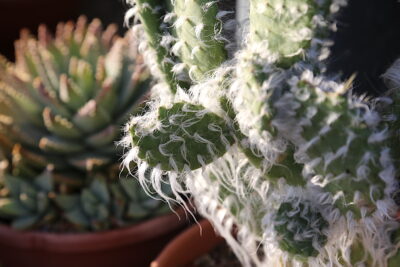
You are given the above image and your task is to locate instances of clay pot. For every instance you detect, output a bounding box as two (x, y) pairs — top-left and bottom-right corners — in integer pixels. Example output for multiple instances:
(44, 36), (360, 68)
(151, 219), (224, 267)
(0, 208), (190, 267)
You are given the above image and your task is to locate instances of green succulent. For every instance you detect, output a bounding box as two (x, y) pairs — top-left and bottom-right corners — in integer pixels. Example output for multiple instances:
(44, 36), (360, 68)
(0, 17), (171, 231)
(54, 177), (171, 231)
(0, 16), (150, 179)
(0, 170), (55, 229)
(110, 178), (171, 224)
(55, 177), (111, 231)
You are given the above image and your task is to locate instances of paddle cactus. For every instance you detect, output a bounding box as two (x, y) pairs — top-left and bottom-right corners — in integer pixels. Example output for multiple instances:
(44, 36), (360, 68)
(123, 0), (400, 265)
(0, 17), (170, 230)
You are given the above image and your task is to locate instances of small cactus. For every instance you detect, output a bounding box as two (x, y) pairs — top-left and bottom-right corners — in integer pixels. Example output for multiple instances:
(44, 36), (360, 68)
(274, 201), (328, 258)
(124, 0), (400, 266)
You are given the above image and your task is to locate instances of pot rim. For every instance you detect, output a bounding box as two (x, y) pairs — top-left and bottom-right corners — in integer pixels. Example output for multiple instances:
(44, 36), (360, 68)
(151, 219), (224, 267)
(0, 207), (188, 253)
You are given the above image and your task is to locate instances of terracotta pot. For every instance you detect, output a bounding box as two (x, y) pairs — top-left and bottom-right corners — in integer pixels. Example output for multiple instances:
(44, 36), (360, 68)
(0, 0), (82, 60)
(151, 219), (224, 267)
(0, 208), (190, 267)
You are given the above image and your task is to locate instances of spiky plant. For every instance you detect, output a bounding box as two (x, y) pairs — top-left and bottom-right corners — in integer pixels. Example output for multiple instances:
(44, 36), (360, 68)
(0, 17), (170, 230)
(123, 0), (400, 266)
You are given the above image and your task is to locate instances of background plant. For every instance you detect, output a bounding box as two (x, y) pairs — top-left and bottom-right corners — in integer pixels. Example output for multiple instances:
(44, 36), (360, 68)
(0, 17), (170, 231)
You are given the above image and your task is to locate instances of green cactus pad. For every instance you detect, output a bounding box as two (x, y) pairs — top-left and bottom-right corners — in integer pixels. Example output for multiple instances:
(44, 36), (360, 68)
(277, 76), (389, 216)
(134, 0), (181, 93)
(130, 102), (235, 171)
(170, 0), (227, 81)
(249, 0), (317, 67)
(274, 201), (328, 258)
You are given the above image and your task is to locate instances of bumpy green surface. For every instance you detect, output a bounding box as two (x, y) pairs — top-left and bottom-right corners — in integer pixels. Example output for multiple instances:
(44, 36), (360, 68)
(284, 79), (387, 216)
(274, 202), (328, 258)
(171, 0), (227, 81)
(134, 0), (182, 92)
(249, 0), (317, 67)
(131, 102), (235, 171)
(126, 0), (400, 265)
(134, 0), (228, 92)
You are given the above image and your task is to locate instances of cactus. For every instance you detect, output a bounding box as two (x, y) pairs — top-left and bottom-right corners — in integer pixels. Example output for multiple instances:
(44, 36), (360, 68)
(125, 0), (400, 266)
(274, 201), (328, 258)
(0, 17), (170, 230)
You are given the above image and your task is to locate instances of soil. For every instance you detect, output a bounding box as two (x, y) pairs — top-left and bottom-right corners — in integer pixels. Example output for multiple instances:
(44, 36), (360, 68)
(193, 242), (242, 267)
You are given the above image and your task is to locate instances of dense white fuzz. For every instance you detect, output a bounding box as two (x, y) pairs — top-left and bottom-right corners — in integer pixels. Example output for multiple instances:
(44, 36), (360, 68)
(123, 0), (400, 266)
(384, 58), (400, 90)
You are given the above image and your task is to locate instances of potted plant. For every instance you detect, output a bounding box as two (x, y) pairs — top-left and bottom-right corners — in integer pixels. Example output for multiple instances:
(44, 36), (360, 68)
(122, 0), (400, 266)
(151, 219), (243, 267)
(0, 17), (189, 267)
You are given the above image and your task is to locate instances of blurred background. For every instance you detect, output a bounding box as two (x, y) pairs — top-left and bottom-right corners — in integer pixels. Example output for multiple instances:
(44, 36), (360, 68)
(2, 0), (400, 96)
(0, 0), (129, 60)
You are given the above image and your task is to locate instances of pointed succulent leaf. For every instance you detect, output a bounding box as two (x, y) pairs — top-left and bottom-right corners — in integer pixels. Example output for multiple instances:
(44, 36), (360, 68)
(69, 58), (95, 99)
(43, 107), (81, 139)
(18, 191), (37, 212)
(55, 195), (81, 211)
(33, 78), (71, 118)
(11, 215), (40, 230)
(68, 154), (112, 171)
(81, 189), (99, 205)
(90, 178), (110, 204)
(93, 78), (117, 113)
(4, 175), (24, 196)
(34, 170), (53, 192)
(65, 208), (91, 227)
(127, 202), (149, 219)
(117, 58), (150, 112)
(11, 144), (48, 170)
(0, 79), (43, 120)
(39, 136), (84, 154)
(85, 125), (119, 147)
(119, 178), (139, 201)
(0, 199), (27, 217)
(8, 123), (44, 148)
(36, 192), (50, 213)
(58, 74), (86, 110)
(104, 38), (125, 83)
(72, 100), (111, 133)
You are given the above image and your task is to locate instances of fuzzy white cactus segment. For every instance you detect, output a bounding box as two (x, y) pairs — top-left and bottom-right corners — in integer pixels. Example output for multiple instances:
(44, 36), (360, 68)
(123, 0), (400, 266)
